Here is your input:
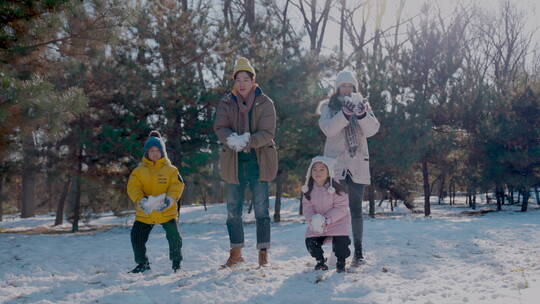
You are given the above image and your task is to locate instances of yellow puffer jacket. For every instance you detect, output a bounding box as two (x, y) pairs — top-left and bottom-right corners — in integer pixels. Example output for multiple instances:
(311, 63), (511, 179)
(127, 157), (185, 224)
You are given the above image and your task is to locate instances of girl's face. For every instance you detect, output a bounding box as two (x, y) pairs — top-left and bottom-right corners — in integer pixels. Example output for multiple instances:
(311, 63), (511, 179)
(148, 146), (162, 162)
(311, 162), (329, 186)
(338, 83), (355, 97)
(234, 71), (255, 98)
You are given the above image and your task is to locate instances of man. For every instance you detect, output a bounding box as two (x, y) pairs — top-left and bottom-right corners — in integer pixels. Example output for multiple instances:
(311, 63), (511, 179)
(213, 57), (278, 267)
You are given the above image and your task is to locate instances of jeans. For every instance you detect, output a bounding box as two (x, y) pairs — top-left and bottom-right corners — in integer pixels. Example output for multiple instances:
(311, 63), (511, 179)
(226, 156), (271, 249)
(131, 219), (182, 264)
(342, 175), (365, 254)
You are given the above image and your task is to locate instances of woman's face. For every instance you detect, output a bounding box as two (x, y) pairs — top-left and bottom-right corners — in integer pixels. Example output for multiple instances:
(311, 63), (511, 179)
(311, 162), (329, 186)
(148, 146), (162, 162)
(234, 71), (255, 98)
(338, 83), (355, 96)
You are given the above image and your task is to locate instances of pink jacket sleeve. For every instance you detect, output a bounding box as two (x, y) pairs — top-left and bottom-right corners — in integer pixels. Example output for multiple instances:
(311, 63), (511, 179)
(302, 195), (315, 222)
(323, 193), (349, 225)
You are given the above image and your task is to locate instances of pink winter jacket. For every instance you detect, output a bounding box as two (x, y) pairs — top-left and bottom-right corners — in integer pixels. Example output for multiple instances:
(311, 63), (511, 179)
(303, 184), (351, 238)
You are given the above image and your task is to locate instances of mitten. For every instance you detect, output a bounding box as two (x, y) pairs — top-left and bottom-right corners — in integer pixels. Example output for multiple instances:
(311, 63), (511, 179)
(342, 98), (355, 116)
(157, 196), (174, 212)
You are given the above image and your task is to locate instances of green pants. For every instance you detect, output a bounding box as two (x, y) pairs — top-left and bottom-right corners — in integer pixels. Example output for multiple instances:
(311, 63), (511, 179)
(130, 219), (182, 264)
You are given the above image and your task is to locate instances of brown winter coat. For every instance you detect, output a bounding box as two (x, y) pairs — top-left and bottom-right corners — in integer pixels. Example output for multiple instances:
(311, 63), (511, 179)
(213, 87), (278, 184)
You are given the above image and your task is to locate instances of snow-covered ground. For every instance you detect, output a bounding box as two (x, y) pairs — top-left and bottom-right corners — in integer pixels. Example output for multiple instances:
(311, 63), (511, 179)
(1, 198), (539, 304)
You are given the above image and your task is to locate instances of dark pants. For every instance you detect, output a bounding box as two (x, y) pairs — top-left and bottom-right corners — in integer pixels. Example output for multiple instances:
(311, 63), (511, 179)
(343, 175), (365, 254)
(130, 219), (182, 265)
(226, 155), (271, 249)
(305, 236), (351, 262)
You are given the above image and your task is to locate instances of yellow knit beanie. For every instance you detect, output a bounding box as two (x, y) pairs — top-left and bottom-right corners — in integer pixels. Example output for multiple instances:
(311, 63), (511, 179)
(233, 57), (256, 79)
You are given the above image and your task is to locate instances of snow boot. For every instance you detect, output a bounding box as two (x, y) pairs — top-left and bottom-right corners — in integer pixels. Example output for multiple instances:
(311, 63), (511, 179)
(336, 260), (346, 273)
(351, 246), (366, 267)
(221, 248), (244, 268)
(258, 249), (269, 267)
(172, 260), (181, 273)
(314, 259), (329, 271)
(130, 262), (150, 273)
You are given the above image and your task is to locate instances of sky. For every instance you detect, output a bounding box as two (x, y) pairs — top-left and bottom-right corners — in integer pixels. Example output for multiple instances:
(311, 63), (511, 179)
(318, 0), (540, 54)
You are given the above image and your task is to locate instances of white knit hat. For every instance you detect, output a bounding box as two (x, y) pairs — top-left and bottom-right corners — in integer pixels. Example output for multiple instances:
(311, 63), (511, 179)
(301, 156), (338, 194)
(335, 70), (358, 91)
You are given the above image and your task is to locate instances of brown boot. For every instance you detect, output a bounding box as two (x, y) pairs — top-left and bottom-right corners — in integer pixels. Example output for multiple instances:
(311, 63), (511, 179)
(221, 248), (244, 268)
(258, 249), (269, 267)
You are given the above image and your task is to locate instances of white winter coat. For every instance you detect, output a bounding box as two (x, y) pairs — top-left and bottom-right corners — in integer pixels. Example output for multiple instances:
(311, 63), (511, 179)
(318, 99), (380, 184)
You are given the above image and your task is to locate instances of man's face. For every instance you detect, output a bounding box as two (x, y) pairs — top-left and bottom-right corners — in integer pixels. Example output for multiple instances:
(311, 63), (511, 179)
(234, 71), (255, 98)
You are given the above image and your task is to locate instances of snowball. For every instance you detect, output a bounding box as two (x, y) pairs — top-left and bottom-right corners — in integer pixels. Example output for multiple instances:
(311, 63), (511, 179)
(144, 193), (166, 212)
(310, 214), (326, 234)
(226, 132), (250, 151)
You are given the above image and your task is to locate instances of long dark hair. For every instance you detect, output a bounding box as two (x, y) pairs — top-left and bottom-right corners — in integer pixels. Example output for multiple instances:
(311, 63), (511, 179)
(303, 177), (347, 200)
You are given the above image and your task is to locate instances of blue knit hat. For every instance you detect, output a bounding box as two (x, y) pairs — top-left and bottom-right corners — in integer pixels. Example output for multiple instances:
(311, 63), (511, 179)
(144, 136), (164, 154)
(143, 130), (166, 159)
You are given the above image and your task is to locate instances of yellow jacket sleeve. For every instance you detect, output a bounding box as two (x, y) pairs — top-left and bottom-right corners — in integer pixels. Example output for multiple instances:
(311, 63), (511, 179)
(127, 169), (145, 203)
(166, 168), (185, 202)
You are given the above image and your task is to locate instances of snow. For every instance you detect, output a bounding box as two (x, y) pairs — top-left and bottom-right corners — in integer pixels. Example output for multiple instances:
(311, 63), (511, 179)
(1, 198), (539, 304)
(309, 214), (325, 234)
(226, 132), (250, 152)
(141, 194), (167, 213)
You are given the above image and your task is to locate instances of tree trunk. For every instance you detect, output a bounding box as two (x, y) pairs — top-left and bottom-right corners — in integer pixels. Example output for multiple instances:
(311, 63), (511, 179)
(535, 186), (539, 206)
(299, 194), (303, 215)
(496, 184), (503, 211)
(338, 0), (345, 69)
(211, 159), (221, 203)
(54, 177), (71, 226)
(472, 188), (476, 210)
(21, 165), (37, 218)
(21, 135), (37, 218)
(422, 159), (431, 216)
(274, 172), (284, 223)
(438, 175), (445, 204)
(509, 185), (515, 204)
(71, 148), (82, 233)
(368, 185), (375, 218)
(521, 186), (529, 212)
(0, 176), (3, 222)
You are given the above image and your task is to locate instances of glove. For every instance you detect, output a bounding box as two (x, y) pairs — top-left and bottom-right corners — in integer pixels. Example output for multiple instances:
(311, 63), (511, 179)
(139, 197), (152, 214)
(310, 214), (327, 234)
(351, 94), (367, 117)
(354, 102), (367, 117)
(157, 196), (174, 212)
(342, 97), (355, 117)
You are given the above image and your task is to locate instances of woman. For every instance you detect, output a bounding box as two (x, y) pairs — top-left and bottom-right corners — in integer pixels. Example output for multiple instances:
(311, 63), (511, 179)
(318, 70), (380, 267)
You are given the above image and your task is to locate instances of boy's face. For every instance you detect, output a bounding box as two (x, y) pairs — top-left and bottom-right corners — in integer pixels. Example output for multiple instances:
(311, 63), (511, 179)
(234, 71), (255, 98)
(311, 162), (329, 186)
(338, 83), (355, 96)
(148, 146), (162, 162)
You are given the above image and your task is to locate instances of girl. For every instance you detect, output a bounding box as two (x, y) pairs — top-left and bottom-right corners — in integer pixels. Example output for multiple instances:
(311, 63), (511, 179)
(127, 131), (185, 273)
(302, 156), (351, 273)
(318, 70), (380, 266)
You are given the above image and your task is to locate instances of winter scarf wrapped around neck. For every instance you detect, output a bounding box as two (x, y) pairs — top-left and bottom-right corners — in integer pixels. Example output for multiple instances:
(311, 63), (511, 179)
(233, 86), (257, 135)
(329, 94), (363, 158)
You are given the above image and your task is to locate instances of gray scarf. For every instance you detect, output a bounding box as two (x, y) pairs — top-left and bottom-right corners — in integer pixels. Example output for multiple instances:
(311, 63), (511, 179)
(334, 95), (362, 158)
